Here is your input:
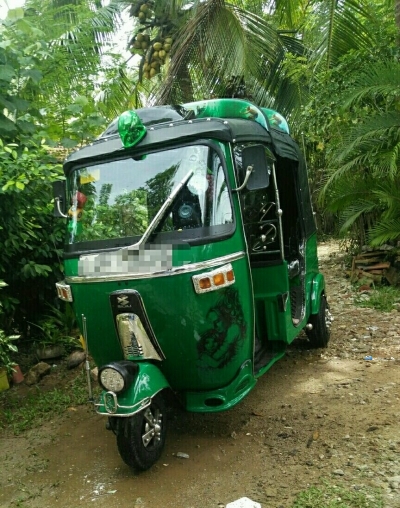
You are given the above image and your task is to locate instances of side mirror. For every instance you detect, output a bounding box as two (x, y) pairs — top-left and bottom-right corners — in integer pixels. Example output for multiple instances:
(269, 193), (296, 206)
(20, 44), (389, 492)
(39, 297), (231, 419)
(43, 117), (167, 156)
(53, 180), (67, 218)
(242, 144), (273, 191)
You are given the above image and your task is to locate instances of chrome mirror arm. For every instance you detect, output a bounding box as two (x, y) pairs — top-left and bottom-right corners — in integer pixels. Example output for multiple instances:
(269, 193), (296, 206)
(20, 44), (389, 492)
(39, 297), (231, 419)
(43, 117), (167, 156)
(233, 165), (254, 192)
(55, 198), (68, 218)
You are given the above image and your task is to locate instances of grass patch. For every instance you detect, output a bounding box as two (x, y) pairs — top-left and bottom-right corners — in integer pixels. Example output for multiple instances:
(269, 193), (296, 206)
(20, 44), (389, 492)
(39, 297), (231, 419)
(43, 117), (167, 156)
(354, 285), (400, 312)
(0, 370), (95, 435)
(291, 481), (384, 508)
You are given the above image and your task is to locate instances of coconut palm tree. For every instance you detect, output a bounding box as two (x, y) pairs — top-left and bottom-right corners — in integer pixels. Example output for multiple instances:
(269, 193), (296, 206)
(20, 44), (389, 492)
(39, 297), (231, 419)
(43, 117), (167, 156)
(323, 59), (400, 245)
(126, 0), (308, 113)
(124, 0), (388, 124)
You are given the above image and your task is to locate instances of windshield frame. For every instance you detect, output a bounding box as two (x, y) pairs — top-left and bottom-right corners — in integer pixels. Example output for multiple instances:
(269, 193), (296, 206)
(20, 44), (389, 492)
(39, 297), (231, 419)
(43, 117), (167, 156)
(63, 140), (236, 257)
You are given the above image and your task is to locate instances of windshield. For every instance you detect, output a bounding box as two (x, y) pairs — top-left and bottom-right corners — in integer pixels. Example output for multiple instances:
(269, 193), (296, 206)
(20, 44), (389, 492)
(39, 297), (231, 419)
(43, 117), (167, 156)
(66, 144), (233, 250)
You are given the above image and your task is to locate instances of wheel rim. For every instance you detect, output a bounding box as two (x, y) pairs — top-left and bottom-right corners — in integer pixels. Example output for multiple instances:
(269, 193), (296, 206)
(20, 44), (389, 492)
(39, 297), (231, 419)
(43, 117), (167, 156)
(142, 406), (163, 448)
(325, 306), (333, 330)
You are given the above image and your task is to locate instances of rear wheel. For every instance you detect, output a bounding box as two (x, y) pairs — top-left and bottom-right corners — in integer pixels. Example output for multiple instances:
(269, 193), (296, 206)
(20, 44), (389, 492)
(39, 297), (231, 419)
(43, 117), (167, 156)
(306, 294), (331, 348)
(116, 394), (167, 471)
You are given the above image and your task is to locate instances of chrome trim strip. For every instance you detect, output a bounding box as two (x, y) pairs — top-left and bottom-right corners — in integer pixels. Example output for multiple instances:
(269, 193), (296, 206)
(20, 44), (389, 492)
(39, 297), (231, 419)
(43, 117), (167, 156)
(65, 251), (246, 283)
(271, 162), (285, 260)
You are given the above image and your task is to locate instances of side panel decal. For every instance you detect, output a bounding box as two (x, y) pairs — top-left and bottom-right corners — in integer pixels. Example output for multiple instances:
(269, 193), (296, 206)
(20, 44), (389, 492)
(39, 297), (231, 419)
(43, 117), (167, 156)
(197, 287), (246, 369)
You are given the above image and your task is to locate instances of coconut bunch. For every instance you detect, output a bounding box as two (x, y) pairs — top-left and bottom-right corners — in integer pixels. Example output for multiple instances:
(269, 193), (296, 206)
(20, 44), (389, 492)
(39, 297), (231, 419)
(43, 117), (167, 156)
(129, 1), (174, 80)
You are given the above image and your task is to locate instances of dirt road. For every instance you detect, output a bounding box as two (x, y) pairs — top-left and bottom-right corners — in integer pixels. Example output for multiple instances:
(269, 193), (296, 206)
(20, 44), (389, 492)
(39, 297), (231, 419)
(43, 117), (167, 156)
(1, 243), (400, 508)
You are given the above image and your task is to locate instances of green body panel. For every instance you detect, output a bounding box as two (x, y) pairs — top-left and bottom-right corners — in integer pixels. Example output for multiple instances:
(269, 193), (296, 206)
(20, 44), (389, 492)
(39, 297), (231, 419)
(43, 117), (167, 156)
(305, 233), (319, 270)
(252, 261), (291, 342)
(71, 252), (253, 392)
(250, 234), (322, 344)
(310, 273), (325, 314)
(184, 359), (256, 412)
(96, 362), (169, 416)
(184, 99), (269, 130)
(305, 234), (325, 315)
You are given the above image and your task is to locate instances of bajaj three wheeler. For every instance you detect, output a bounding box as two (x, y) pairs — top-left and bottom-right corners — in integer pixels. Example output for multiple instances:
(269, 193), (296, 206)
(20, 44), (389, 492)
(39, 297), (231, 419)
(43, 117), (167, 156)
(53, 98), (332, 471)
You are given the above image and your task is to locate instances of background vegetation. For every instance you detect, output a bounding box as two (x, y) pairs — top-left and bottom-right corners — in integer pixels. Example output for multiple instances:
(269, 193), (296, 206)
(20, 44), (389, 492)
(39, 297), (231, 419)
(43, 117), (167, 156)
(0, 0), (399, 355)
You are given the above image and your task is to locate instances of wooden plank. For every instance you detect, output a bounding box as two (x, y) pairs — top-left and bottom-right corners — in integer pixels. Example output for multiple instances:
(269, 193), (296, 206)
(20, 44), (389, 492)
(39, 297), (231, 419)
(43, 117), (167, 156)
(355, 251), (384, 258)
(358, 270), (383, 282)
(362, 262), (391, 271)
(354, 258), (382, 265)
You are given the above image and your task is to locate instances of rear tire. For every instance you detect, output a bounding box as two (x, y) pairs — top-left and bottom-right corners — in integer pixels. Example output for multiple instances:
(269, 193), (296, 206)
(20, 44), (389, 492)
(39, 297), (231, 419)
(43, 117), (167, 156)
(116, 394), (167, 471)
(306, 294), (331, 348)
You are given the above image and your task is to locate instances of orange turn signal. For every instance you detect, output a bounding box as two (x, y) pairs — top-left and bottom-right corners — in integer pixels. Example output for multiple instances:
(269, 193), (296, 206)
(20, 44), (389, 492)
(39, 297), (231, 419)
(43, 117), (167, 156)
(192, 263), (236, 294)
(55, 282), (73, 302)
(213, 273), (225, 286)
(199, 277), (212, 290)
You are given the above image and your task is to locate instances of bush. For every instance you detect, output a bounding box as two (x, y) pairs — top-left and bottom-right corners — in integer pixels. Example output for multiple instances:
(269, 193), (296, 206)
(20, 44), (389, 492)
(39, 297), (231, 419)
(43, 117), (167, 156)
(0, 139), (65, 331)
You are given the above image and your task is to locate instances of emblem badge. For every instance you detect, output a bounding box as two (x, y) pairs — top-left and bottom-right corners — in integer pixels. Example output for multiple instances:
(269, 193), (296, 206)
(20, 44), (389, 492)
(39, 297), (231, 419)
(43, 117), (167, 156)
(117, 295), (130, 308)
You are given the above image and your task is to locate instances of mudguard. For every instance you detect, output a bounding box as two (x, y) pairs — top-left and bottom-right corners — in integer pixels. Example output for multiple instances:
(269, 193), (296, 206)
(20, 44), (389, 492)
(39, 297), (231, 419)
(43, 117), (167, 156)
(310, 273), (326, 315)
(95, 362), (170, 417)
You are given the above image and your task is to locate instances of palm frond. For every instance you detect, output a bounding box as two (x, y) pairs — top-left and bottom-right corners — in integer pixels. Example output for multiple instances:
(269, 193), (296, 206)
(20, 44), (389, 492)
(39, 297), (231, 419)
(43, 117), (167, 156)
(310, 0), (376, 70)
(325, 175), (375, 210)
(326, 112), (400, 184)
(338, 201), (376, 233)
(342, 61), (400, 108)
(324, 172), (400, 245)
(369, 218), (400, 245)
(156, 0), (306, 112)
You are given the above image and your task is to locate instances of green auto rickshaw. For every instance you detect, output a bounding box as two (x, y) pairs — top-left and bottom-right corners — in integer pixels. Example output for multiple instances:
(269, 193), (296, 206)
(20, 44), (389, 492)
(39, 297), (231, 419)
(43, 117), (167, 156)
(53, 98), (332, 471)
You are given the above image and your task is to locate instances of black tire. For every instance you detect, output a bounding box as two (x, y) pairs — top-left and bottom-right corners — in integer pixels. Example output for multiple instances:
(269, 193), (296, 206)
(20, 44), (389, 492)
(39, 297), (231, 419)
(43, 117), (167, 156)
(116, 394), (167, 471)
(306, 294), (331, 348)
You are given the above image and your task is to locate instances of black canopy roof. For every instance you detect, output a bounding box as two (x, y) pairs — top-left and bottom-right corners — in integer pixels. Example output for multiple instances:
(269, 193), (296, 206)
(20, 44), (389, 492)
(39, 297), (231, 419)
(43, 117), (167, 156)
(63, 105), (315, 238)
(63, 114), (300, 174)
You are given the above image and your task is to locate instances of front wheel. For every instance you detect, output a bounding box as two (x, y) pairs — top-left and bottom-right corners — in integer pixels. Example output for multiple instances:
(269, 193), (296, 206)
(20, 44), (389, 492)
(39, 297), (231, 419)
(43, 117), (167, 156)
(306, 294), (331, 348)
(116, 393), (167, 471)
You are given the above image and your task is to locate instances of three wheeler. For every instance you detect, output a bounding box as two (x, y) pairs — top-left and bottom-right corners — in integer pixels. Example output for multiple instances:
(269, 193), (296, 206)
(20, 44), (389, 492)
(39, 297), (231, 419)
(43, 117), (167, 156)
(53, 98), (331, 471)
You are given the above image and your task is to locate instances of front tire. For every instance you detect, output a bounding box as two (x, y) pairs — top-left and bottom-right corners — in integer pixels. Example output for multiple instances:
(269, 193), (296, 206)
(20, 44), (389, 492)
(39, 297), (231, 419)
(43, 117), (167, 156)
(306, 294), (331, 348)
(117, 394), (167, 471)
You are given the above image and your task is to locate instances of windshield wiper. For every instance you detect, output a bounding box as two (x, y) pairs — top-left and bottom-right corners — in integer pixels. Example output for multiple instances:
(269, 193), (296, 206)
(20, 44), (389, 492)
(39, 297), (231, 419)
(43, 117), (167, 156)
(124, 170), (194, 251)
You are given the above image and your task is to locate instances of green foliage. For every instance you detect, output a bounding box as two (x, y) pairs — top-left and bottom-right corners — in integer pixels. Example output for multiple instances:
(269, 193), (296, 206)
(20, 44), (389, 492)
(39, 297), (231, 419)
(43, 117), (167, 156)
(291, 0), (400, 243)
(20, 0), (130, 146)
(0, 139), (65, 329)
(0, 329), (19, 375)
(1, 1), (128, 147)
(50, 95), (108, 149)
(354, 286), (400, 312)
(127, 0), (307, 113)
(0, 280), (19, 374)
(0, 9), (49, 142)
(291, 481), (383, 508)
(321, 58), (400, 246)
(29, 302), (79, 349)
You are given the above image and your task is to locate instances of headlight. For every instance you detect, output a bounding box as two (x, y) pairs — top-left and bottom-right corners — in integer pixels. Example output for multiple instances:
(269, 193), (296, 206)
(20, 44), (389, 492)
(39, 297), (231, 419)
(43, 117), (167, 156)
(99, 368), (124, 392)
(98, 361), (138, 394)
